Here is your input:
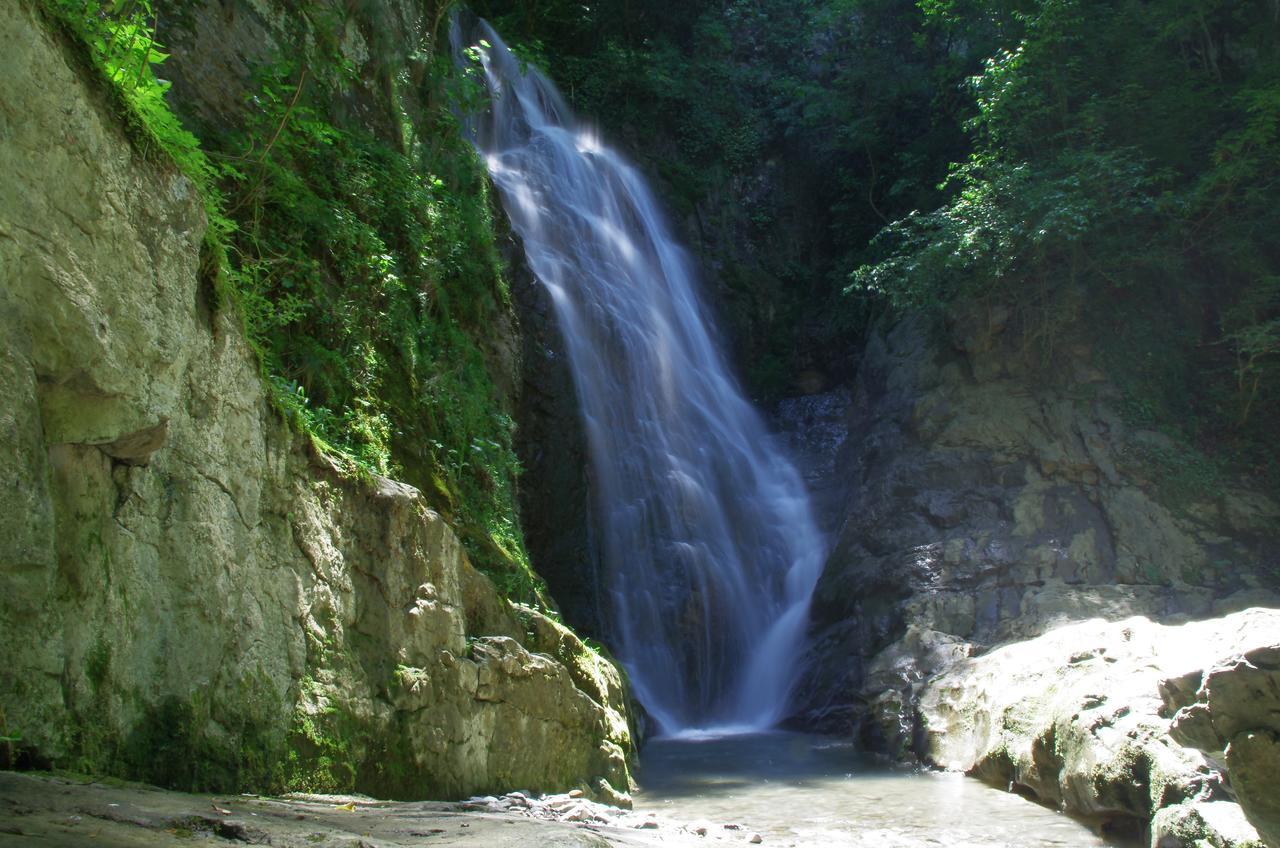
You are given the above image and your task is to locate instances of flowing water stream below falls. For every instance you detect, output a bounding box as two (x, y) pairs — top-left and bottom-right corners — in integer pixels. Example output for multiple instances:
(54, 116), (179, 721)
(634, 733), (1115, 848)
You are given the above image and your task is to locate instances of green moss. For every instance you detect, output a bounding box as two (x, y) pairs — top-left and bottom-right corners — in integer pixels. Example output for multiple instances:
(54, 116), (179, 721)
(109, 669), (287, 793)
(1090, 744), (1154, 817)
(284, 707), (358, 795)
(1122, 441), (1226, 511)
(85, 639), (111, 691)
(35, 662), (288, 795)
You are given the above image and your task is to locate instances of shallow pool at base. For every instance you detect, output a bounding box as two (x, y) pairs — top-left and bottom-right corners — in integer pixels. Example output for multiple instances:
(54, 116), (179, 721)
(632, 732), (1115, 848)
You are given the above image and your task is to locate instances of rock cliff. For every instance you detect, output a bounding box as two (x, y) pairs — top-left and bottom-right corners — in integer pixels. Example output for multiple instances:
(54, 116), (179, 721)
(790, 311), (1280, 844)
(0, 0), (630, 799)
(800, 314), (1279, 733)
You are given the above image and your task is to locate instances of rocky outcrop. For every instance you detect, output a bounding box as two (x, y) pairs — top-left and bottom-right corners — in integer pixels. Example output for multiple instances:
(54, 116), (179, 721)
(897, 610), (1279, 845)
(1169, 644), (1280, 847)
(0, 0), (629, 799)
(800, 314), (1280, 732)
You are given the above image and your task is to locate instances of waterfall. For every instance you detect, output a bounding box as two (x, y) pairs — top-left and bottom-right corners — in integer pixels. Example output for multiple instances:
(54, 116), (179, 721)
(453, 20), (827, 734)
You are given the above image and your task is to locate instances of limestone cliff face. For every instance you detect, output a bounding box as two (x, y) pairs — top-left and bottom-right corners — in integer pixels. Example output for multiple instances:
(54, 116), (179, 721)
(0, 0), (629, 799)
(797, 313), (1280, 736)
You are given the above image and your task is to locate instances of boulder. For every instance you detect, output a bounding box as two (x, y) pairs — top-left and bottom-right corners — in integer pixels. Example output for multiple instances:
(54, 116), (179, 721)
(1151, 802), (1264, 848)
(910, 611), (1280, 843)
(1170, 645), (1280, 847)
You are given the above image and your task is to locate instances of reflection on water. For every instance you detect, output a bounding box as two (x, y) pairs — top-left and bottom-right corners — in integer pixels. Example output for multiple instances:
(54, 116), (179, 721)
(633, 733), (1114, 848)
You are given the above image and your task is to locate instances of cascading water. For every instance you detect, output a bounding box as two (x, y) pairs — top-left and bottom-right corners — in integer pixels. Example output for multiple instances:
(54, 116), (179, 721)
(454, 20), (827, 734)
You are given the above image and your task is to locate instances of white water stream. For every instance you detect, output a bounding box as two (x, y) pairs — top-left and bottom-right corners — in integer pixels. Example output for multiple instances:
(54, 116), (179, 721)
(454, 20), (827, 733)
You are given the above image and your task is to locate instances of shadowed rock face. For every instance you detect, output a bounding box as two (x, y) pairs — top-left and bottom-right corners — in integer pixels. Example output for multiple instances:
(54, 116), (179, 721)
(797, 314), (1280, 734)
(0, 0), (629, 799)
(776, 307), (1280, 843)
(1170, 644), (1280, 848)
(508, 227), (603, 639)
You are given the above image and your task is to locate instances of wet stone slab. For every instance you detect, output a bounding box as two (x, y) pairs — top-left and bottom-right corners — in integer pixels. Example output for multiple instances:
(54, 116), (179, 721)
(0, 772), (723, 848)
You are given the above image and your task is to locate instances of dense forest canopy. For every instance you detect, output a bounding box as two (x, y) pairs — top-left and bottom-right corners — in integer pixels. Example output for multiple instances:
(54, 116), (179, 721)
(478, 0), (1280, 492)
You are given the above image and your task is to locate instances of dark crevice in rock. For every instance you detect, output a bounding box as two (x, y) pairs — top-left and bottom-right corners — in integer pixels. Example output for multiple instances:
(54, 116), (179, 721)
(505, 226), (605, 640)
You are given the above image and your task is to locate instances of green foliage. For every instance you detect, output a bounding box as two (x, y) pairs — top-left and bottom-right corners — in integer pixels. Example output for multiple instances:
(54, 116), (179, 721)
(216, 55), (540, 598)
(1221, 276), (1280, 428)
(851, 148), (1163, 311)
(853, 0), (1280, 488)
(44, 0), (544, 598)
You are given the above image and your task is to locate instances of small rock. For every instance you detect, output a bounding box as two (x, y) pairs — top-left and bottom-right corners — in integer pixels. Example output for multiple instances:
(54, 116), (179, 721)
(565, 805), (598, 823)
(568, 789), (584, 799)
(748, 834), (763, 844)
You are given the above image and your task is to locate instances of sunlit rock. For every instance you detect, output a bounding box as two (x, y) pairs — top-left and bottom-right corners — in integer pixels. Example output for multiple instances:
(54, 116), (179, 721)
(1170, 645), (1280, 848)
(909, 610), (1280, 842)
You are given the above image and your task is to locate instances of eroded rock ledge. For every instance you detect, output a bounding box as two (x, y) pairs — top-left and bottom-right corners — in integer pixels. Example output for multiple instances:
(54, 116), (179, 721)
(866, 611), (1279, 847)
(1169, 643), (1280, 848)
(0, 0), (629, 799)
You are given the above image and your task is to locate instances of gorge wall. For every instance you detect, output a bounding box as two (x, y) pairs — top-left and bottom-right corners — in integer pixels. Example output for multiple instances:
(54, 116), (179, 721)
(770, 310), (1280, 843)
(0, 0), (631, 799)
(796, 312), (1279, 738)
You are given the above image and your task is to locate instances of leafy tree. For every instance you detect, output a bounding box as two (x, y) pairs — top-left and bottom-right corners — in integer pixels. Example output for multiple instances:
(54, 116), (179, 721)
(855, 0), (1280, 483)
